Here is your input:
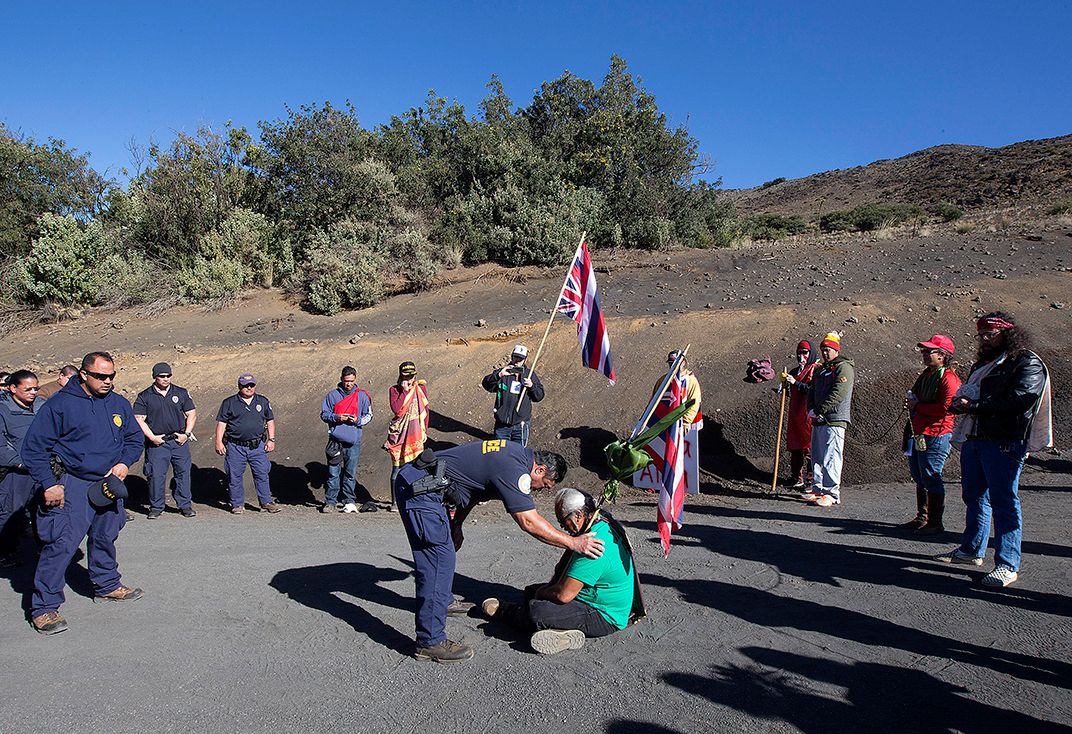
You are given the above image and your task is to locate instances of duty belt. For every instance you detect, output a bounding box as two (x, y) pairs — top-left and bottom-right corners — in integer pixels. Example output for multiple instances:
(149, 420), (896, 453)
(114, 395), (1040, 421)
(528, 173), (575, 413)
(227, 437), (263, 449)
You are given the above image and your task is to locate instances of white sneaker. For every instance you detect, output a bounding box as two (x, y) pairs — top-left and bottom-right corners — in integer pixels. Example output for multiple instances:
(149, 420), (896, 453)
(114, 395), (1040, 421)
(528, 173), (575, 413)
(342, 502), (359, 513)
(934, 548), (984, 566)
(530, 629), (585, 655)
(981, 566), (1018, 588)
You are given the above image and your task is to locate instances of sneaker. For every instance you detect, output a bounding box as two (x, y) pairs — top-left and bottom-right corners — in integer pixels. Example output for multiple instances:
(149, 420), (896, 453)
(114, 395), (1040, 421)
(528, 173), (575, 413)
(934, 548), (984, 566)
(791, 480), (806, 490)
(800, 491), (821, 501)
(481, 598), (500, 619)
(146, 509), (163, 520)
(31, 611), (68, 635)
(260, 502), (282, 513)
(414, 639), (474, 664)
(320, 503), (334, 513)
(811, 495), (840, 507)
(981, 566), (1018, 588)
(530, 629), (585, 656)
(231, 506), (245, 514)
(386, 504), (397, 513)
(125, 510), (136, 521)
(447, 599), (475, 617)
(94, 585), (144, 604)
(180, 507), (196, 518)
(342, 502), (359, 513)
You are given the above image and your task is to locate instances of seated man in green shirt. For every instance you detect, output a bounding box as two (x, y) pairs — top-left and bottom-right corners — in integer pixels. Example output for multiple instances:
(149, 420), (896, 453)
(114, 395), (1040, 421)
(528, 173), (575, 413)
(482, 487), (644, 655)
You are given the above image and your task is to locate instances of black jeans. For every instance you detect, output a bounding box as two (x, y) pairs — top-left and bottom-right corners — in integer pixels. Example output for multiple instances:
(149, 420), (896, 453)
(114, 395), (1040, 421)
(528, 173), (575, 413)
(498, 583), (617, 638)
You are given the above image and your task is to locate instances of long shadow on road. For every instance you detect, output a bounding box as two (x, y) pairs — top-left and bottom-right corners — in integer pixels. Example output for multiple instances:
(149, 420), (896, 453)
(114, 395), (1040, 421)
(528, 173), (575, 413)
(663, 646), (1070, 733)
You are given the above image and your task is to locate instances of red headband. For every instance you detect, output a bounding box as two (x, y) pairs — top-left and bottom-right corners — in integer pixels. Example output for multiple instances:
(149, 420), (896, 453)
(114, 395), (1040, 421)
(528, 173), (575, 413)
(977, 316), (1015, 331)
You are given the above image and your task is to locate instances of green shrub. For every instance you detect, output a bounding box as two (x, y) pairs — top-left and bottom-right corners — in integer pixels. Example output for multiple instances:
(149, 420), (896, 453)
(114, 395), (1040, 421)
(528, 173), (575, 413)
(9, 214), (106, 306)
(301, 220), (385, 315)
(96, 251), (161, 307)
(389, 229), (439, 292)
(1047, 199), (1072, 216)
(746, 213), (807, 241)
(759, 177), (786, 190)
(176, 256), (248, 302)
(819, 202), (924, 233)
(199, 208), (294, 287)
(932, 202), (964, 222)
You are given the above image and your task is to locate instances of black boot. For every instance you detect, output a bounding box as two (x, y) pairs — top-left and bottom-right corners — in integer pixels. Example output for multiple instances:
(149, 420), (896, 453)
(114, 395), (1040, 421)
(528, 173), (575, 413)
(900, 487), (928, 530)
(915, 493), (945, 535)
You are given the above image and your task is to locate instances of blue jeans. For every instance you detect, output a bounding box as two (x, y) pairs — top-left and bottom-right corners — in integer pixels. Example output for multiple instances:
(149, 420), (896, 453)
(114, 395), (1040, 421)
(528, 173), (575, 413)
(144, 440), (192, 510)
(495, 422), (529, 447)
(224, 443), (273, 508)
(958, 439), (1026, 571)
(908, 432), (952, 496)
(325, 441), (361, 505)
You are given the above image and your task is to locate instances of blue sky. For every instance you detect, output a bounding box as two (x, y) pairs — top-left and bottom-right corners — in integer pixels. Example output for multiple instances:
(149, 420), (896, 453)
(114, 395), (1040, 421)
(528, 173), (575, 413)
(2, 1), (1069, 189)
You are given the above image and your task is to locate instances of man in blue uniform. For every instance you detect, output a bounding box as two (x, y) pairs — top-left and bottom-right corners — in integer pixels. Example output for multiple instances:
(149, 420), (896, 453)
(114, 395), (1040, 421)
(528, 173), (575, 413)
(21, 352), (145, 635)
(215, 373), (279, 514)
(133, 362), (197, 519)
(0, 370), (40, 568)
(319, 366), (372, 513)
(395, 439), (604, 663)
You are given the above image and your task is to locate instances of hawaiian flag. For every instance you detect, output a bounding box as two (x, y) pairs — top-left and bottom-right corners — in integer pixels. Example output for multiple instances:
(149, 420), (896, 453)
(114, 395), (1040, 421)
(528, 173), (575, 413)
(555, 239), (616, 384)
(646, 371), (687, 556)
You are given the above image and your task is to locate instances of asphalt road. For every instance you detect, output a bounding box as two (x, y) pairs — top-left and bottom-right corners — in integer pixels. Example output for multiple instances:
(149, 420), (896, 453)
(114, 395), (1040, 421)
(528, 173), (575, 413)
(1, 473), (1070, 734)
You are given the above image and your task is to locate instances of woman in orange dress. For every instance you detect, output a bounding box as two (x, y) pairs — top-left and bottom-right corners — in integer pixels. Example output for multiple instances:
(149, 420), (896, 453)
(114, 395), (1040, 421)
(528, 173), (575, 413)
(386, 361), (429, 510)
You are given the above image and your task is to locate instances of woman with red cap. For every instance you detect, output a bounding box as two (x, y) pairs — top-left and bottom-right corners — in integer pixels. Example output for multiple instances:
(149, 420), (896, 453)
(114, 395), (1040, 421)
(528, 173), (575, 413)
(782, 340), (818, 488)
(902, 335), (961, 534)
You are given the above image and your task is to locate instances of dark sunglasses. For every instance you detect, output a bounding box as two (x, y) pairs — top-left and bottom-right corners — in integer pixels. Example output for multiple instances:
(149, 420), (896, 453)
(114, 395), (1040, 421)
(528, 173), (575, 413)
(83, 370), (117, 381)
(156, 374), (172, 378)
(240, 383), (256, 387)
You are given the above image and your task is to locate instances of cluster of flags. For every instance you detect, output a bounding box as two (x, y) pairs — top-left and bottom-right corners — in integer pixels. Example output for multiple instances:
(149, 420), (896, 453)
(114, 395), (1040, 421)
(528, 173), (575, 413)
(552, 237), (687, 555)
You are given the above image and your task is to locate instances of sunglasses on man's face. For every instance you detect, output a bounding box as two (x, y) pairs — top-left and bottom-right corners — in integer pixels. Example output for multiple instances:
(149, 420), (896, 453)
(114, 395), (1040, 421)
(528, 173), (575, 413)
(83, 370), (117, 381)
(156, 374), (172, 378)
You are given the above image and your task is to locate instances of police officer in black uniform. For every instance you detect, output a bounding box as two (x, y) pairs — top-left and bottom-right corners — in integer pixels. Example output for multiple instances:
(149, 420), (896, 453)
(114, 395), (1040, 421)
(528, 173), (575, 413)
(395, 438), (604, 663)
(133, 362), (197, 519)
(215, 374), (279, 514)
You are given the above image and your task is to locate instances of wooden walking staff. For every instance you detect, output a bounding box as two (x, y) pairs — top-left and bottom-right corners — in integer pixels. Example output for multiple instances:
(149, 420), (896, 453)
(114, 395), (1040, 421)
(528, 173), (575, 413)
(770, 367), (788, 493)
(514, 232), (587, 414)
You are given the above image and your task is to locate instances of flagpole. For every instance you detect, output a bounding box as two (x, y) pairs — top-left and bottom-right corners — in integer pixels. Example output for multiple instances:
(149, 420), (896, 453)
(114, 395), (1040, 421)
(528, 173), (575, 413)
(770, 366), (787, 493)
(514, 232), (587, 414)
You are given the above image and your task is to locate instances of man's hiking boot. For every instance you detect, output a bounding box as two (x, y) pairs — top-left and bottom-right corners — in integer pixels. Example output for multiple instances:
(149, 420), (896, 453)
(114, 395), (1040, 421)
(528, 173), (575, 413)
(530, 629), (585, 656)
(32, 611), (68, 635)
(260, 502), (282, 513)
(94, 584), (144, 604)
(447, 599), (475, 617)
(414, 639), (474, 664)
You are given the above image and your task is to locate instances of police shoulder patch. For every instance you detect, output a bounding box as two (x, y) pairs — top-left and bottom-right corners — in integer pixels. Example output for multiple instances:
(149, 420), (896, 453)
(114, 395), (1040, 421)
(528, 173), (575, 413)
(112, 414), (123, 427)
(517, 474), (532, 495)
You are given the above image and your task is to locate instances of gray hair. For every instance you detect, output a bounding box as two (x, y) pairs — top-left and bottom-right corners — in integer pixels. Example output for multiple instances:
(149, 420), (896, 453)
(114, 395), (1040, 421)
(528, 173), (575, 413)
(554, 487), (596, 522)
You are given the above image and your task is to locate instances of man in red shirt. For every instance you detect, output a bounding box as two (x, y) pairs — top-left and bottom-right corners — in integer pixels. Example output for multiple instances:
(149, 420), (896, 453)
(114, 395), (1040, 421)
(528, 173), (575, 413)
(902, 334), (961, 534)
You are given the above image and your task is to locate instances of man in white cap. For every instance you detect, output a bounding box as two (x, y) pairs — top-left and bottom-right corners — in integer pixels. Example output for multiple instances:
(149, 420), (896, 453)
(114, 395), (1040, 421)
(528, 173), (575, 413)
(482, 344), (544, 447)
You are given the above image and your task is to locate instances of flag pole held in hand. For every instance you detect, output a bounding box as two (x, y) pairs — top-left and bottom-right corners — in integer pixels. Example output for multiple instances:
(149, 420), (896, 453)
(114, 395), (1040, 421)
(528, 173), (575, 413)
(771, 366), (787, 493)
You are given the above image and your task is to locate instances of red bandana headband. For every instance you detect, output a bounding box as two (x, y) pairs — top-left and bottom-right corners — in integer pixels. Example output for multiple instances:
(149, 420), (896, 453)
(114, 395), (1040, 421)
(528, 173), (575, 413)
(977, 316), (1015, 331)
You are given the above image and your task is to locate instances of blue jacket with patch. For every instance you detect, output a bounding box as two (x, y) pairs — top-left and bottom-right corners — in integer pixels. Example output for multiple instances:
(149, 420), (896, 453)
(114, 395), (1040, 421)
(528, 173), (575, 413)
(21, 379), (143, 487)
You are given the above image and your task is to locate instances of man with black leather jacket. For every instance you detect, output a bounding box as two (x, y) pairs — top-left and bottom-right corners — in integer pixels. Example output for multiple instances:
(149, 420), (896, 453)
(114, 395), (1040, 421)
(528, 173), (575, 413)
(935, 312), (1049, 588)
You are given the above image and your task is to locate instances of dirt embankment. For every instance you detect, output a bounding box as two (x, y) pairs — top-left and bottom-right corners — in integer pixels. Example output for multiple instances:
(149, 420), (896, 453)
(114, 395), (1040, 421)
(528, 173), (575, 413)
(2, 226), (1069, 504)
(727, 134), (1072, 218)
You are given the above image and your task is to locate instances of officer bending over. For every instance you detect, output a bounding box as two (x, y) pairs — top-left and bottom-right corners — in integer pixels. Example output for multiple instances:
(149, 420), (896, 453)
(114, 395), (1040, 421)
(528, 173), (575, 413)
(395, 438), (604, 663)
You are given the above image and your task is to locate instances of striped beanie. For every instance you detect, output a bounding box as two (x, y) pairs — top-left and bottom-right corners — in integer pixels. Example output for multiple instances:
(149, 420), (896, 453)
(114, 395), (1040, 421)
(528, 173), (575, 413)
(820, 332), (842, 351)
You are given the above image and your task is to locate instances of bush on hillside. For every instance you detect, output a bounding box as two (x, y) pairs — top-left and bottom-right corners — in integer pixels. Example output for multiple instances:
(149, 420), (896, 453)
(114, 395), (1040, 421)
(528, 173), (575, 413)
(746, 213), (807, 241)
(931, 202), (964, 222)
(301, 219), (385, 315)
(759, 177), (786, 190)
(1047, 199), (1072, 216)
(819, 203), (924, 233)
(176, 256), (248, 302)
(9, 214), (107, 306)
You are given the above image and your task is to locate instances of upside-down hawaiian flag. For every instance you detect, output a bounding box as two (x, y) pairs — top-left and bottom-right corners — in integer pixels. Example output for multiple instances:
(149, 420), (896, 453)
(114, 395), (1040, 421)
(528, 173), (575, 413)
(645, 370), (688, 556)
(555, 239), (616, 384)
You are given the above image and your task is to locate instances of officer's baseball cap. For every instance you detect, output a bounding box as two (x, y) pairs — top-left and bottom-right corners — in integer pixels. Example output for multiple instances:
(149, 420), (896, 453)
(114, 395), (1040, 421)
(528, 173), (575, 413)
(152, 362), (172, 377)
(238, 373), (256, 386)
(512, 344), (528, 358)
(88, 475), (129, 508)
